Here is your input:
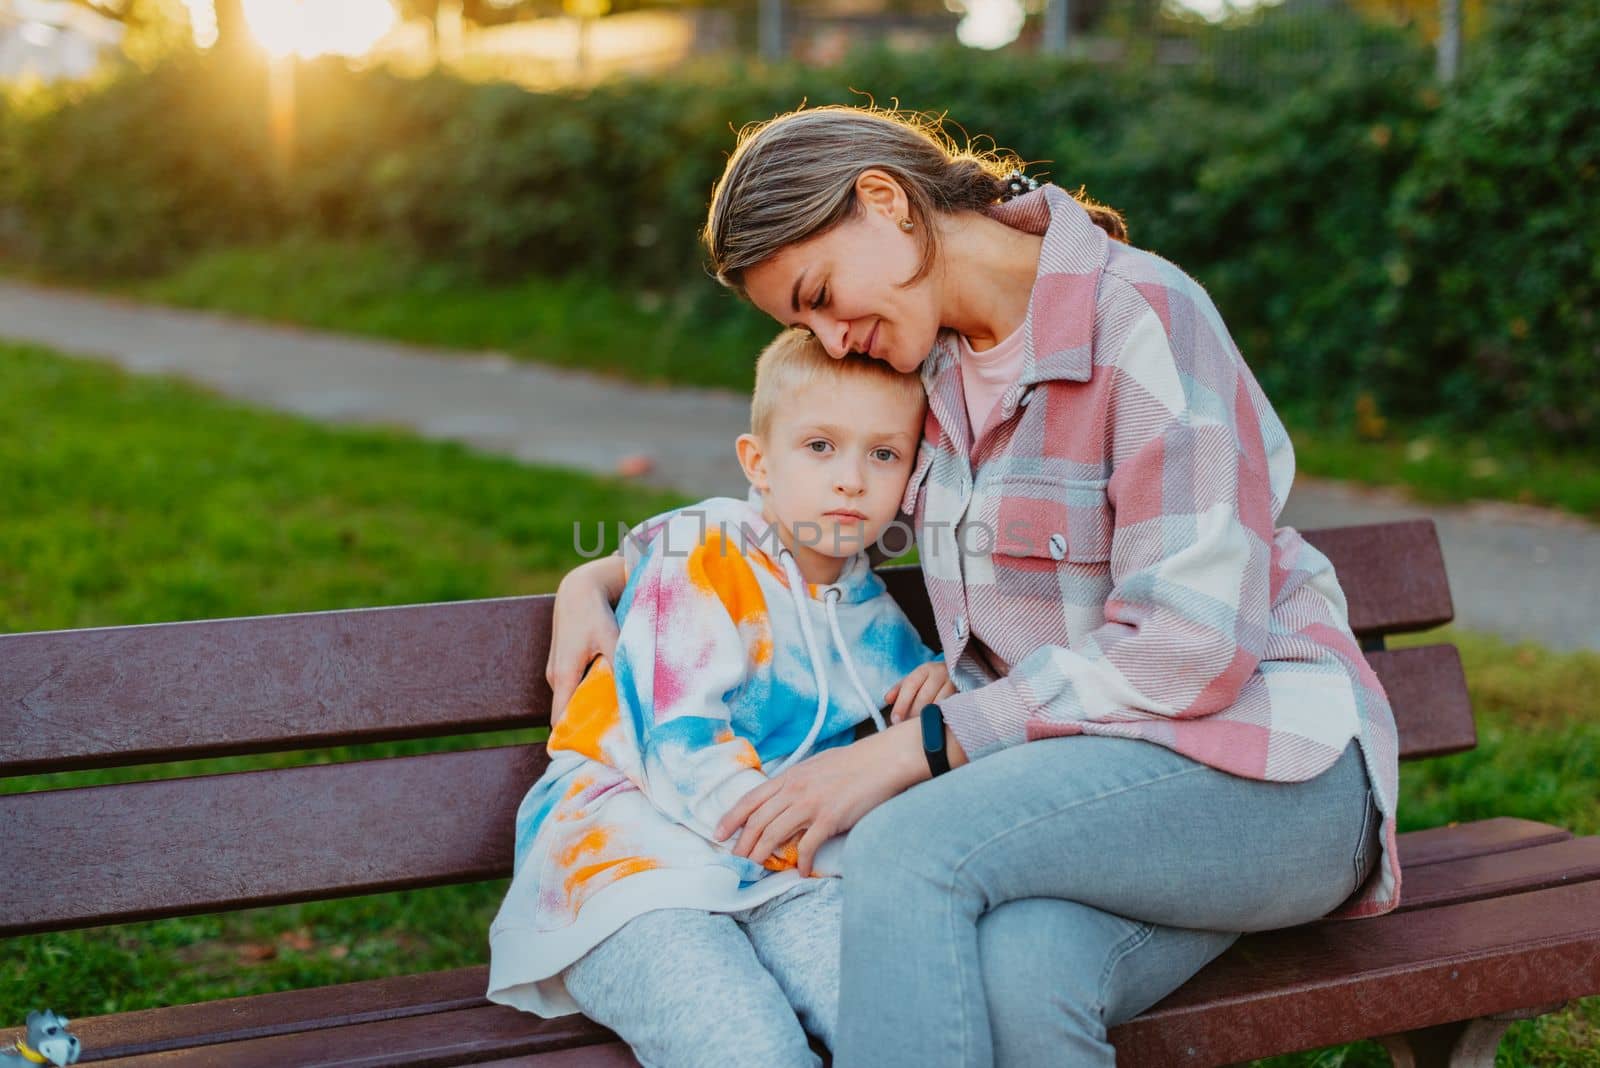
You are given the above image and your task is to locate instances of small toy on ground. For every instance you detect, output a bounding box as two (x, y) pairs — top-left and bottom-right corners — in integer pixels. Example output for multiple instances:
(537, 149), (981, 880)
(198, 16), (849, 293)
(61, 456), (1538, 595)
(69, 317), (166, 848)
(1, 1010), (81, 1066)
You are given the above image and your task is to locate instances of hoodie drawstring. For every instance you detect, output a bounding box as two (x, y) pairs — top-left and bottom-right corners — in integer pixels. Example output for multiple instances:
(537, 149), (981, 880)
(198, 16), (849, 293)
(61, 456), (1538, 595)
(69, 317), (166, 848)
(771, 549), (828, 776)
(825, 589), (890, 735)
(768, 549), (889, 776)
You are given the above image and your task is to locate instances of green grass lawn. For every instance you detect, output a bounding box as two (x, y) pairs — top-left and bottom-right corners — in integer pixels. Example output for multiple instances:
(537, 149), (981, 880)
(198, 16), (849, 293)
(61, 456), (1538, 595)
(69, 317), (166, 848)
(0, 337), (689, 633)
(1, 341), (1595, 1063)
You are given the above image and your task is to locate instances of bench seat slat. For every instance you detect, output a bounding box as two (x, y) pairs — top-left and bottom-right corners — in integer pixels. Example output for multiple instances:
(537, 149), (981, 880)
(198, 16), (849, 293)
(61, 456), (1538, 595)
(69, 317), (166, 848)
(474, 1047), (641, 1067)
(1108, 879), (1600, 1067)
(75, 879), (1600, 1067)
(1394, 836), (1600, 913)
(59, 826), (1590, 1061)
(84, 1004), (605, 1068)
(64, 831), (1589, 1057)
(1398, 816), (1573, 867)
(1, 746), (547, 937)
(72, 968), (493, 1061)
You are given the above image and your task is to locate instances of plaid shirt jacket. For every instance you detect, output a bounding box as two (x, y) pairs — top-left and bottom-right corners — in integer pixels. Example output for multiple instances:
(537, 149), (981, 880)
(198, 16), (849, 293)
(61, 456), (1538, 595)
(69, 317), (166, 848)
(908, 184), (1401, 919)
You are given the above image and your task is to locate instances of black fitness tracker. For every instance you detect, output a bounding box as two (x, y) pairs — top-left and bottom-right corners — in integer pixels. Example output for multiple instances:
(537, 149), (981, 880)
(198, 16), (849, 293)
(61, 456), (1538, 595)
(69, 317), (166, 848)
(921, 702), (951, 778)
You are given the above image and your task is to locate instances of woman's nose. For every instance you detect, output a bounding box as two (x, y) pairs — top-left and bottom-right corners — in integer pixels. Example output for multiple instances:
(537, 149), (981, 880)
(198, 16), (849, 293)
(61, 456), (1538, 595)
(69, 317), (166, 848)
(815, 318), (850, 360)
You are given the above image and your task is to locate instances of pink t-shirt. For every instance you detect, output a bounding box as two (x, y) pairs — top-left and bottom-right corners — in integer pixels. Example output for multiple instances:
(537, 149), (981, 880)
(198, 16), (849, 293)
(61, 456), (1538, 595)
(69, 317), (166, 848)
(957, 322), (1028, 444)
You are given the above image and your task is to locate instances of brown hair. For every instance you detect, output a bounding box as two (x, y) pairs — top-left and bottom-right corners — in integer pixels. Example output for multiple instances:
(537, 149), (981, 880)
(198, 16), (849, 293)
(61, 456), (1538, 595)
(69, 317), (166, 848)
(704, 105), (1126, 293)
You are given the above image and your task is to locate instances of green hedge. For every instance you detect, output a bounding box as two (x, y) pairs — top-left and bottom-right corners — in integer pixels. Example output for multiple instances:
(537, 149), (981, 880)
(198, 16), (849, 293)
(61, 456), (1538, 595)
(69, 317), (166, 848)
(1, 62), (281, 273)
(2, 3), (1594, 445)
(1380, 0), (1600, 444)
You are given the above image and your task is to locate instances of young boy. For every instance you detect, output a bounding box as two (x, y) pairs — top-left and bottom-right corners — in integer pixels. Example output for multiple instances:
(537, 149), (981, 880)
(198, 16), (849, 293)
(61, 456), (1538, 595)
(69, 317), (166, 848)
(487, 330), (952, 1066)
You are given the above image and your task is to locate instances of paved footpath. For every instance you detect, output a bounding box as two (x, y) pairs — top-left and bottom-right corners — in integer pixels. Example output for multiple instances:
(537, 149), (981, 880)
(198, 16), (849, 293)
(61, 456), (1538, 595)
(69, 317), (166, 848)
(4, 278), (1596, 652)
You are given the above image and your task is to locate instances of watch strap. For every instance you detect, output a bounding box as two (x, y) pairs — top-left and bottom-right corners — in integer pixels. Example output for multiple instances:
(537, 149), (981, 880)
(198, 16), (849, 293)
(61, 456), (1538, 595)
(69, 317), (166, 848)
(921, 703), (951, 778)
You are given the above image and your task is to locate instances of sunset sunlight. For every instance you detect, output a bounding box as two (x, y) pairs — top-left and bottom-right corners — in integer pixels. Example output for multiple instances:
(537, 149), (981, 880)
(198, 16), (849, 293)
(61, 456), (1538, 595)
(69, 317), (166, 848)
(240, 0), (398, 58)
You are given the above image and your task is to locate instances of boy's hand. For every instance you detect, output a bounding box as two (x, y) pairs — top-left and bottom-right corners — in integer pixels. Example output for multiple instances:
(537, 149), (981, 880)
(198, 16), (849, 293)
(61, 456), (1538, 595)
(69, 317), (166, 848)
(885, 662), (957, 724)
(717, 720), (931, 876)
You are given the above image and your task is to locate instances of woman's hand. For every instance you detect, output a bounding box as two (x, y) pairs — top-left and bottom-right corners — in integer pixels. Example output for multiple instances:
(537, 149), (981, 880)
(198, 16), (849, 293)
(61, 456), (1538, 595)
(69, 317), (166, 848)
(885, 661), (958, 724)
(545, 556), (627, 726)
(714, 720), (930, 877)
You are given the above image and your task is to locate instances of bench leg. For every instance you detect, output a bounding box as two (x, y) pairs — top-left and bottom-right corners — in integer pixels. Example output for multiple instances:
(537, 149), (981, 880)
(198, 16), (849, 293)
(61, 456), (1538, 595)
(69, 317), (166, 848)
(1377, 1003), (1566, 1068)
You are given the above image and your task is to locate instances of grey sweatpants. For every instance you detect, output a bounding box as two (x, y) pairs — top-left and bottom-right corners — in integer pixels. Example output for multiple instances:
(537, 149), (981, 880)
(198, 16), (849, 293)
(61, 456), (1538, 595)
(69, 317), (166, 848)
(561, 877), (842, 1068)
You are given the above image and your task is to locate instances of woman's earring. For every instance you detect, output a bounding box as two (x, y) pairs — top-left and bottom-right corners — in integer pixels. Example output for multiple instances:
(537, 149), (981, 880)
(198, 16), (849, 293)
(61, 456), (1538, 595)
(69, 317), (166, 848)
(899, 218), (914, 233)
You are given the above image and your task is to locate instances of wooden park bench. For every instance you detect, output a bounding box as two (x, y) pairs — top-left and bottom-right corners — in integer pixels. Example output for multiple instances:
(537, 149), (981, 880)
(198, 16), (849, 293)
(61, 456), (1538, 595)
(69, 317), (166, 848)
(3, 518), (1598, 1067)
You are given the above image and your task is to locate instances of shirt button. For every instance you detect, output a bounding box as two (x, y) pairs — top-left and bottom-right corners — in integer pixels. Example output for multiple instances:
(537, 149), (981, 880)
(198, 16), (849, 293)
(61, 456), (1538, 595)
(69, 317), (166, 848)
(954, 614), (969, 640)
(1048, 533), (1068, 561)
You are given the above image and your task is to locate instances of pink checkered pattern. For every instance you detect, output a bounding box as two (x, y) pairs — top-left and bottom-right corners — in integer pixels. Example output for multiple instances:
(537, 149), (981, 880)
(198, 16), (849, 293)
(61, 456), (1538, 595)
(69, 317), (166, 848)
(910, 185), (1401, 919)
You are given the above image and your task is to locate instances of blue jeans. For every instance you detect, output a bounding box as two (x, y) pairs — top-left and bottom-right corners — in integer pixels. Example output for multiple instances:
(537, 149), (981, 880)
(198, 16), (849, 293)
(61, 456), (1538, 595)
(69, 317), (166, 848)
(835, 737), (1378, 1067)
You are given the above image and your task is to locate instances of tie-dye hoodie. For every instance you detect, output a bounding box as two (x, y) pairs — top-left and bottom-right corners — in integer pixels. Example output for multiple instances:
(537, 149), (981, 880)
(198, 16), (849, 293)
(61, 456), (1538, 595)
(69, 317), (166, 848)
(487, 492), (939, 1017)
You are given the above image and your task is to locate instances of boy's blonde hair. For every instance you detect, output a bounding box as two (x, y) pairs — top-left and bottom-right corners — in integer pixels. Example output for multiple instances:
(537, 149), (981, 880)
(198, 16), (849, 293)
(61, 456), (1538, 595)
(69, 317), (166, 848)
(751, 329), (926, 438)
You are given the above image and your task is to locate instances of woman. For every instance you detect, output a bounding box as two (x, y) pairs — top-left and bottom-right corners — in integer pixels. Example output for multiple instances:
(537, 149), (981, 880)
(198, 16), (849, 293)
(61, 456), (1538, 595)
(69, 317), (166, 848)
(545, 106), (1399, 1067)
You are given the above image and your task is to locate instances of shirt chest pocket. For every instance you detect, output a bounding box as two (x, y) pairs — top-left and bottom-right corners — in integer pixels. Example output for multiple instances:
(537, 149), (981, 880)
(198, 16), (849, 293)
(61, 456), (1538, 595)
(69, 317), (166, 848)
(987, 475), (1114, 567)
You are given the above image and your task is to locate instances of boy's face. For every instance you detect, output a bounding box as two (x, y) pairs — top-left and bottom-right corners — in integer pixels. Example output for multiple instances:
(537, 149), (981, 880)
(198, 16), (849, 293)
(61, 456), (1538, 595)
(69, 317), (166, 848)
(740, 375), (924, 577)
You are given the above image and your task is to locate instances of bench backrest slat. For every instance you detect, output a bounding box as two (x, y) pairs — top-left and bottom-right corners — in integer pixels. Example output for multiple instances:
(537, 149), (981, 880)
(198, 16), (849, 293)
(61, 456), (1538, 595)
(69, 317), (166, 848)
(1, 597), (553, 776)
(878, 519), (1454, 647)
(0, 518), (1468, 933)
(1366, 645), (1475, 758)
(0, 643), (1472, 935)
(0, 745), (546, 937)
(1, 522), (1457, 778)
(0, 671), (1472, 936)
(1298, 519), (1454, 637)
